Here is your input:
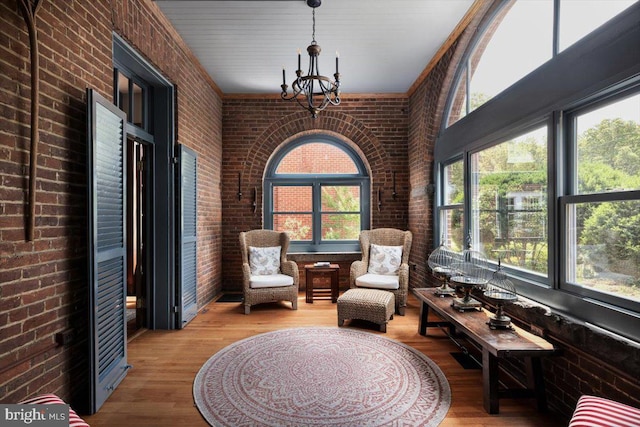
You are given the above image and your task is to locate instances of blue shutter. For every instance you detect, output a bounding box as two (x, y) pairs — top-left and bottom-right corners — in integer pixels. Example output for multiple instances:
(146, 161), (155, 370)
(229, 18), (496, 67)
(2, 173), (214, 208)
(177, 145), (198, 327)
(87, 89), (129, 413)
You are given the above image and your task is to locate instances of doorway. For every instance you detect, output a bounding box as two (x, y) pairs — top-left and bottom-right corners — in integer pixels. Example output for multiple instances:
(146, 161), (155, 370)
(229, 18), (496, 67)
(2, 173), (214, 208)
(114, 34), (179, 330)
(126, 137), (151, 338)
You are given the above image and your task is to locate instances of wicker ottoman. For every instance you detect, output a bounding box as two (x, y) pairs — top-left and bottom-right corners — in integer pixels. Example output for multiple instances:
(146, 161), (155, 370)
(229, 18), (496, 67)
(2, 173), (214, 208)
(337, 288), (395, 332)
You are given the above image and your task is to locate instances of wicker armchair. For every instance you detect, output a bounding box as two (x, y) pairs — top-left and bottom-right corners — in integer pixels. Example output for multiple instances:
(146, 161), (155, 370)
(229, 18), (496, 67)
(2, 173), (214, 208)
(239, 229), (299, 314)
(350, 228), (412, 315)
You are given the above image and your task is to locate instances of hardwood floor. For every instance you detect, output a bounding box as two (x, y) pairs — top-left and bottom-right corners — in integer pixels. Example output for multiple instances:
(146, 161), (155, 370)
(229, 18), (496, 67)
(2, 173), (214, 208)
(83, 292), (566, 427)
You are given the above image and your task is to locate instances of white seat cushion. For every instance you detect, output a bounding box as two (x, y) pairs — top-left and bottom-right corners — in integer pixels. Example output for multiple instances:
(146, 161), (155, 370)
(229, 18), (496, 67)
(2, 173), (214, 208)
(355, 273), (400, 290)
(249, 273), (294, 289)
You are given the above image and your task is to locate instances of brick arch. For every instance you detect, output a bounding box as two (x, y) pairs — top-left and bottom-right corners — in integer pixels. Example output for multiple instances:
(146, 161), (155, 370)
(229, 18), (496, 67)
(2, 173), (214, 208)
(242, 110), (389, 186)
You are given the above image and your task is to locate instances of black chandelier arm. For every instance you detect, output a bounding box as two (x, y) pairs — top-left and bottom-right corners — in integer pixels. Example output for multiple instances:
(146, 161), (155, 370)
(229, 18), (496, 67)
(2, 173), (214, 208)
(283, 75), (339, 97)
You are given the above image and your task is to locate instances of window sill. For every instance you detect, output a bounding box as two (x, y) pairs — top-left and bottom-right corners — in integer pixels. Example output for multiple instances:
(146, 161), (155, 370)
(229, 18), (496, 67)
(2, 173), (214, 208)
(288, 252), (361, 263)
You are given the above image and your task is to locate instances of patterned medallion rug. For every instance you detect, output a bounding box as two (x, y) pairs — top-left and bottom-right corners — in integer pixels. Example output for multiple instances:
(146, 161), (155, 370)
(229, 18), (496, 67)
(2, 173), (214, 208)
(193, 327), (451, 426)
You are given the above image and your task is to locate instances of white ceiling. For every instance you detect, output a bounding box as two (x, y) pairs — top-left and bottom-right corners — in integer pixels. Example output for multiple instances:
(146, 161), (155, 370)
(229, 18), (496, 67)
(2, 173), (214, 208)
(154, 0), (475, 95)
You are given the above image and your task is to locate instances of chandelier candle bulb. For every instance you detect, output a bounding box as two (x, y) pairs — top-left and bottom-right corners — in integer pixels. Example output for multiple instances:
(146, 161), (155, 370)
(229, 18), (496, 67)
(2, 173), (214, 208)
(336, 51), (339, 74)
(297, 48), (301, 71)
(282, 67), (285, 85)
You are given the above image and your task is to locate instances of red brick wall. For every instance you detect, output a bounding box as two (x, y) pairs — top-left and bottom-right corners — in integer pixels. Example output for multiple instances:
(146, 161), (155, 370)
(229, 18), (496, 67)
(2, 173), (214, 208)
(0, 0), (222, 406)
(221, 97), (409, 291)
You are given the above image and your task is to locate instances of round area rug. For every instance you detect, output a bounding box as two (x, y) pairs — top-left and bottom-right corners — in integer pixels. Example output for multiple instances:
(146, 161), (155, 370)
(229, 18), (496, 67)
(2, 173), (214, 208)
(193, 327), (450, 426)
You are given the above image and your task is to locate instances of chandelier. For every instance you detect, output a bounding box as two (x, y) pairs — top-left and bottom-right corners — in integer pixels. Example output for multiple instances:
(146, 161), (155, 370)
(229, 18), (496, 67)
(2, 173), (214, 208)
(280, 0), (341, 118)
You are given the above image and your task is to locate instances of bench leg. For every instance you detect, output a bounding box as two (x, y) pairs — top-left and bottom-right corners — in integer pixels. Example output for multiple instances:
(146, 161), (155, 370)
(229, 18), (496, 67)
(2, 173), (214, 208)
(380, 323), (386, 333)
(526, 357), (547, 412)
(419, 301), (429, 335)
(482, 348), (500, 414)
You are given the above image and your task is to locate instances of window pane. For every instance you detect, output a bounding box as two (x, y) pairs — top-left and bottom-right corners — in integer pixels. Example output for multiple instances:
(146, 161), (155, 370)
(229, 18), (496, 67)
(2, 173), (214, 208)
(576, 94), (640, 194)
(273, 214), (313, 240)
(273, 186), (312, 211)
(469, 1), (553, 112)
(321, 186), (360, 211)
(117, 73), (130, 120)
(273, 214), (312, 240)
(566, 200), (640, 302)
(439, 208), (464, 252)
(132, 82), (144, 128)
(446, 68), (468, 127)
(559, 0), (636, 52)
(276, 143), (358, 174)
(444, 161), (463, 205)
(322, 214), (360, 240)
(471, 127), (548, 274)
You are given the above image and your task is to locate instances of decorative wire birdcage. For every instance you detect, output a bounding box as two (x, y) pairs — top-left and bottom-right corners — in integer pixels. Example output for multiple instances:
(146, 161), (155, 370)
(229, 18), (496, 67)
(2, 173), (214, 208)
(450, 236), (491, 311)
(484, 260), (518, 329)
(427, 241), (461, 297)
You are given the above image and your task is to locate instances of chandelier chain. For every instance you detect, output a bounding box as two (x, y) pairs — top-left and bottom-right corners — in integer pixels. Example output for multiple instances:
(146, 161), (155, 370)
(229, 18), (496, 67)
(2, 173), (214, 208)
(312, 8), (316, 44)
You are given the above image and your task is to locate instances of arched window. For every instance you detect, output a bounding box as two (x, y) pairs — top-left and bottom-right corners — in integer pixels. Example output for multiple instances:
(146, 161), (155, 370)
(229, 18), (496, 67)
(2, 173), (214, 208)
(446, 0), (635, 128)
(265, 135), (370, 252)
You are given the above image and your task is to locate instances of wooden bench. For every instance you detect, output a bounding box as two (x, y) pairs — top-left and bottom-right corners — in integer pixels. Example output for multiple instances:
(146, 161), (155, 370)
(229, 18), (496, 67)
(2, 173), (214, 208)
(413, 288), (556, 414)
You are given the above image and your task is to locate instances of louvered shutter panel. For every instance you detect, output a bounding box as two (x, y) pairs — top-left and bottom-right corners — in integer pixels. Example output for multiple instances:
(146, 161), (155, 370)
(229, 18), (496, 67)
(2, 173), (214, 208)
(87, 89), (129, 413)
(177, 145), (198, 327)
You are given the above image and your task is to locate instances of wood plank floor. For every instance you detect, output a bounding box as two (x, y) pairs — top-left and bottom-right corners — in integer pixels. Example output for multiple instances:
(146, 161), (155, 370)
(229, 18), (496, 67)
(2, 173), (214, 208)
(83, 292), (566, 427)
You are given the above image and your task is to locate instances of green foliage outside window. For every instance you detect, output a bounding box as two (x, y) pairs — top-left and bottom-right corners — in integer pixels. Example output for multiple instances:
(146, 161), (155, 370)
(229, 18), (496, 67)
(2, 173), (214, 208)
(322, 186), (360, 240)
(282, 217), (311, 240)
(474, 132), (549, 274)
(575, 118), (640, 298)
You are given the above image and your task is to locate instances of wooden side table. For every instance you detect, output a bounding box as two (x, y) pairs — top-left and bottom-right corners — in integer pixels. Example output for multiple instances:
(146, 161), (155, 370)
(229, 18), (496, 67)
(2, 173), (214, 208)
(305, 264), (340, 303)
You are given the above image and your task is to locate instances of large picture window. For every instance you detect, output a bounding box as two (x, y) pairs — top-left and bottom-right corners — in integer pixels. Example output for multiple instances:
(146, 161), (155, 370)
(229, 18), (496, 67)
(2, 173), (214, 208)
(265, 136), (370, 252)
(562, 91), (640, 308)
(471, 126), (548, 276)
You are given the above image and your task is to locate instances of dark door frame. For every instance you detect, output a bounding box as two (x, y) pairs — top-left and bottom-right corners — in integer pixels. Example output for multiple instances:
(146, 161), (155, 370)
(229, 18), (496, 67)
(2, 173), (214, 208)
(113, 33), (178, 329)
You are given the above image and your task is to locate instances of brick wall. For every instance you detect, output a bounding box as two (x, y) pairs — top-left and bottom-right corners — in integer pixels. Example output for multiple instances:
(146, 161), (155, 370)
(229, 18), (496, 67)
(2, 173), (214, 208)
(0, 0), (222, 407)
(221, 97), (409, 291)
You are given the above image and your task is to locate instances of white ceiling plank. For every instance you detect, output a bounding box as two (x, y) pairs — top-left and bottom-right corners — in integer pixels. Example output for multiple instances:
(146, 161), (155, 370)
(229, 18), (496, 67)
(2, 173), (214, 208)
(154, 0), (474, 94)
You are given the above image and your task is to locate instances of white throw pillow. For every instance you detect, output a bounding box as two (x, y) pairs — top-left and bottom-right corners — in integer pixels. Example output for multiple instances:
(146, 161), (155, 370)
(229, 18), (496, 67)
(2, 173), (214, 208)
(249, 246), (281, 275)
(367, 243), (403, 275)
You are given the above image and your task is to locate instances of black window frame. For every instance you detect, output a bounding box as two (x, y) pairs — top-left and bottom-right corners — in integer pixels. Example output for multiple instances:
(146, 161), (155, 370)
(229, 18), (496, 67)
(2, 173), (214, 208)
(559, 85), (640, 314)
(114, 66), (152, 136)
